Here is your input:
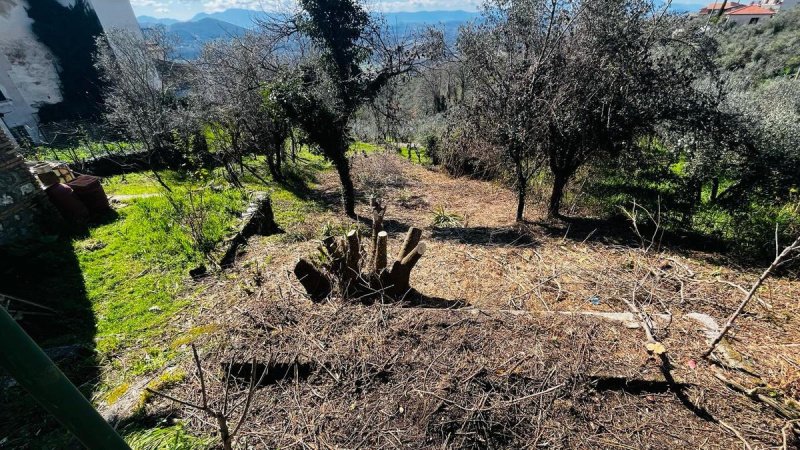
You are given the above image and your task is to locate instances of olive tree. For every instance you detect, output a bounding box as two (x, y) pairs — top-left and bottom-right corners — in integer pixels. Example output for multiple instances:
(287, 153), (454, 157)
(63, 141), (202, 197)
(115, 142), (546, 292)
(457, 0), (577, 221)
(193, 33), (291, 185)
(541, 0), (718, 218)
(268, 0), (438, 217)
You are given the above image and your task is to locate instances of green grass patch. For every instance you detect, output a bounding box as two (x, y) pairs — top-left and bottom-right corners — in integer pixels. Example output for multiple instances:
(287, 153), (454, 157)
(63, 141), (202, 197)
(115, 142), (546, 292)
(124, 422), (212, 450)
(349, 141), (381, 154)
(102, 171), (198, 196)
(2, 149), (330, 447)
(29, 141), (140, 162)
(397, 144), (432, 165)
(82, 188), (247, 359)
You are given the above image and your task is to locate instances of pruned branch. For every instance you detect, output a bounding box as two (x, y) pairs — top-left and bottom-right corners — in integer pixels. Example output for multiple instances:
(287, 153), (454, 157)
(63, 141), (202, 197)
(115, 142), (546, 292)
(703, 235), (800, 358)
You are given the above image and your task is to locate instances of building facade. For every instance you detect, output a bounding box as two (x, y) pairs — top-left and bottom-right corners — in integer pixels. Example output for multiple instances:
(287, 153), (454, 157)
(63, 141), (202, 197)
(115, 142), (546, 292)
(725, 4), (777, 24)
(0, 0), (142, 143)
(697, 0), (796, 21)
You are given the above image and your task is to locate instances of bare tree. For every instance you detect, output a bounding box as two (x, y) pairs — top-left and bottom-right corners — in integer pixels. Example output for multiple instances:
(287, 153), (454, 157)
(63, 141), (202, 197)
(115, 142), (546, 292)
(95, 28), (196, 189)
(193, 32), (291, 185)
(457, 0), (573, 221)
(266, 0), (441, 217)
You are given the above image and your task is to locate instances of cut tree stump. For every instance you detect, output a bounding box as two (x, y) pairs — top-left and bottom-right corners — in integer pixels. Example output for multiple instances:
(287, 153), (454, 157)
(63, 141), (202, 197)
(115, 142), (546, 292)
(292, 202), (427, 303)
(294, 259), (332, 302)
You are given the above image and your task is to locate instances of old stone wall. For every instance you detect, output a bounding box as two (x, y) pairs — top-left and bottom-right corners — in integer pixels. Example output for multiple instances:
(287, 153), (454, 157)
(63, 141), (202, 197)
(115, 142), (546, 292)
(0, 128), (47, 245)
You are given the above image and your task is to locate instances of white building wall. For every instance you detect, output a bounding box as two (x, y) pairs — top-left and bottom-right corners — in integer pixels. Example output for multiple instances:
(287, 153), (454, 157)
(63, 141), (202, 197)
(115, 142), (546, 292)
(88, 0), (144, 38)
(781, 0), (799, 9)
(0, 52), (42, 139)
(727, 13), (772, 24)
(0, 0), (142, 142)
(0, 1), (65, 109)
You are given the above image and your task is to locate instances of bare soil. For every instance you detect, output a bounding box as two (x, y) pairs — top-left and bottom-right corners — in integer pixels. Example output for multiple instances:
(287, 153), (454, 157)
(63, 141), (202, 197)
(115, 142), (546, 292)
(153, 154), (800, 449)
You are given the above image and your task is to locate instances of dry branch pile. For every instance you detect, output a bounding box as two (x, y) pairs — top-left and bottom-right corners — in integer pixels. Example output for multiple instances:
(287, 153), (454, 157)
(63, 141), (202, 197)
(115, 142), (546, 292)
(156, 295), (796, 449)
(293, 200), (427, 302)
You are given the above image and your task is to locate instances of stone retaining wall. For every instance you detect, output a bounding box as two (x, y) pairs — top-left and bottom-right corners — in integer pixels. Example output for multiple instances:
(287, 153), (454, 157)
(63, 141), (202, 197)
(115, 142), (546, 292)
(0, 129), (48, 245)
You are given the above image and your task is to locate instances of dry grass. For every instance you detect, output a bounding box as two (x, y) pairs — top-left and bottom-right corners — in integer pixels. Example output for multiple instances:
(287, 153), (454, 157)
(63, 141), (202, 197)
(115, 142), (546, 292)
(147, 154), (800, 448)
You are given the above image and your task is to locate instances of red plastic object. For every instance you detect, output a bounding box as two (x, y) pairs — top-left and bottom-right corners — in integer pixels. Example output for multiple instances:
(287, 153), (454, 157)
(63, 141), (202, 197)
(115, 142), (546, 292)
(45, 183), (89, 223)
(67, 175), (110, 214)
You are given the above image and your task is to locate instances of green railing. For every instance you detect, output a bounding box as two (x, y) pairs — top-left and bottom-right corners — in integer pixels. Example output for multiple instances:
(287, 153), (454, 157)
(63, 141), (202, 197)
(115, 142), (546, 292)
(0, 306), (130, 449)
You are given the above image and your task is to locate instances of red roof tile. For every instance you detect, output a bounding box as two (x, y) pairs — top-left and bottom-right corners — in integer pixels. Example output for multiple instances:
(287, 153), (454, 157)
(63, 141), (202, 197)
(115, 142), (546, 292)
(726, 4), (775, 14)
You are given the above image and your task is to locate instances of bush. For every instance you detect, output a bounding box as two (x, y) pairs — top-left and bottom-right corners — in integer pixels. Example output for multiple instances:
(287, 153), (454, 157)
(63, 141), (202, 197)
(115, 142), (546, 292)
(423, 134), (440, 165)
(694, 201), (800, 261)
(439, 126), (503, 180)
(350, 151), (406, 199)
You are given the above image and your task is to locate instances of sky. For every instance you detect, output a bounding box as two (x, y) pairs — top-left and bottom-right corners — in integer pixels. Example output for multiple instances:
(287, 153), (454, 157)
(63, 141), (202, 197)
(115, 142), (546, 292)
(130, 0), (483, 20)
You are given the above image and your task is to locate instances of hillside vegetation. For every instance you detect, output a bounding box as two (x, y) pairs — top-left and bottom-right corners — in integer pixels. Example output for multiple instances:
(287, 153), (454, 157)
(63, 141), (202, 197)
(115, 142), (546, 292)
(4, 0), (800, 448)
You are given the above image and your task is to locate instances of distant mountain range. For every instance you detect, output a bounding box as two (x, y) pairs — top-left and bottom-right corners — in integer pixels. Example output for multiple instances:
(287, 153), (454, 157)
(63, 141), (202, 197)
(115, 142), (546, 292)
(138, 9), (480, 59)
(138, 17), (247, 58)
(137, 5), (699, 59)
(139, 9), (481, 29)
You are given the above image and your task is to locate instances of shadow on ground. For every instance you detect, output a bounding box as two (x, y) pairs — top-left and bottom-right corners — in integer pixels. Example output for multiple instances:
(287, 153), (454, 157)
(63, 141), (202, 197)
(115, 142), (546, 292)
(403, 291), (468, 309)
(0, 213), (119, 448)
(532, 214), (729, 255)
(431, 226), (538, 247)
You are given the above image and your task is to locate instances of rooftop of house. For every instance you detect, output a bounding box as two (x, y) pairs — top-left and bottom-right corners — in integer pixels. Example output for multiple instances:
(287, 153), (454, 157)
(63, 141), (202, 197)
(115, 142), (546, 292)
(702, 1), (744, 9)
(726, 4), (776, 14)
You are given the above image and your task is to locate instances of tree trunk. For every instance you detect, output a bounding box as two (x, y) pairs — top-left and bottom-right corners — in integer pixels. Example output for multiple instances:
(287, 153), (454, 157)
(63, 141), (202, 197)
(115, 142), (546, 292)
(710, 177), (719, 203)
(290, 130), (297, 163)
(515, 161), (526, 222)
(516, 187), (526, 222)
(266, 152), (280, 181)
(275, 138), (283, 176)
(695, 181), (702, 204)
(548, 172), (568, 219)
(331, 153), (357, 218)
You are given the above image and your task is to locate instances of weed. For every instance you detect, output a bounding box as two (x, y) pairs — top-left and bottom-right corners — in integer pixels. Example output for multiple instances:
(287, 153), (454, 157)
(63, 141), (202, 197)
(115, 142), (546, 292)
(171, 324), (222, 349)
(124, 421), (211, 450)
(431, 206), (463, 228)
(136, 368), (187, 412)
(105, 382), (131, 405)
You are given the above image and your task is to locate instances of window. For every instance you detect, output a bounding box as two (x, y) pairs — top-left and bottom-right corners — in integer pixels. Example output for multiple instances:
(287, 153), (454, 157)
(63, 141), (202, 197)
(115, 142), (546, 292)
(749, 17), (759, 24)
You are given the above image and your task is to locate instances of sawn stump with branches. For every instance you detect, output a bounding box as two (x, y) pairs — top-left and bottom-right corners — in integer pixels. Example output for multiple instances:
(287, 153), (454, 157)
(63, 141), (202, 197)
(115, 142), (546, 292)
(293, 201), (426, 302)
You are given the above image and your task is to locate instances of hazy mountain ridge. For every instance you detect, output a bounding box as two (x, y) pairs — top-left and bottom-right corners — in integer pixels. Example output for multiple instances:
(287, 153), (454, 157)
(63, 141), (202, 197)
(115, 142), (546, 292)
(139, 17), (247, 59)
(139, 9), (481, 30)
(137, 9), (480, 59)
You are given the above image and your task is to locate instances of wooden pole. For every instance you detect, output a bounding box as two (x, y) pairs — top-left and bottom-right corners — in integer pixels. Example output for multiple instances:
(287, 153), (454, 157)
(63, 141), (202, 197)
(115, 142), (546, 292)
(345, 230), (361, 280)
(374, 231), (388, 272)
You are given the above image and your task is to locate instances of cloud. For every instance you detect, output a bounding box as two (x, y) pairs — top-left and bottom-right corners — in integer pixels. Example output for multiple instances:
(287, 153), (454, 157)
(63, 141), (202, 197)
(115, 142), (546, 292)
(372, 0), (481, 11)
(201, 0), (282, 12)
(130, 0), (161, 6)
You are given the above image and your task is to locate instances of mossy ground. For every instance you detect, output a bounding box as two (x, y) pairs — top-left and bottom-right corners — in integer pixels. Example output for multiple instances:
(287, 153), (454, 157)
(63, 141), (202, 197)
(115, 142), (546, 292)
(1, 148), (330, 449)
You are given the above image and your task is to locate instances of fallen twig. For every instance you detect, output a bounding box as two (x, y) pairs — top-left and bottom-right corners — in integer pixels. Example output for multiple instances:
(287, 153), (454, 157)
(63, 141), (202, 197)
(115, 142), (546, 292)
(703, 235), (800, 358)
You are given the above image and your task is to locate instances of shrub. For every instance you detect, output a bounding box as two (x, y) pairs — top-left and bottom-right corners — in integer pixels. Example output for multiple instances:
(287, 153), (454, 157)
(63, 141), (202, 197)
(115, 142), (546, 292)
(431, 206), (463, 228)
(350, 151), (406, 199)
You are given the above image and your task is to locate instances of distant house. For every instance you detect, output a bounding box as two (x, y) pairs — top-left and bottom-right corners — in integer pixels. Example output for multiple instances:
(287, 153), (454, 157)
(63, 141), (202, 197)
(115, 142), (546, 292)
(697, 0), (796, 23)
(725, 4), (777, 24)
(699, 1), (745, 15)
